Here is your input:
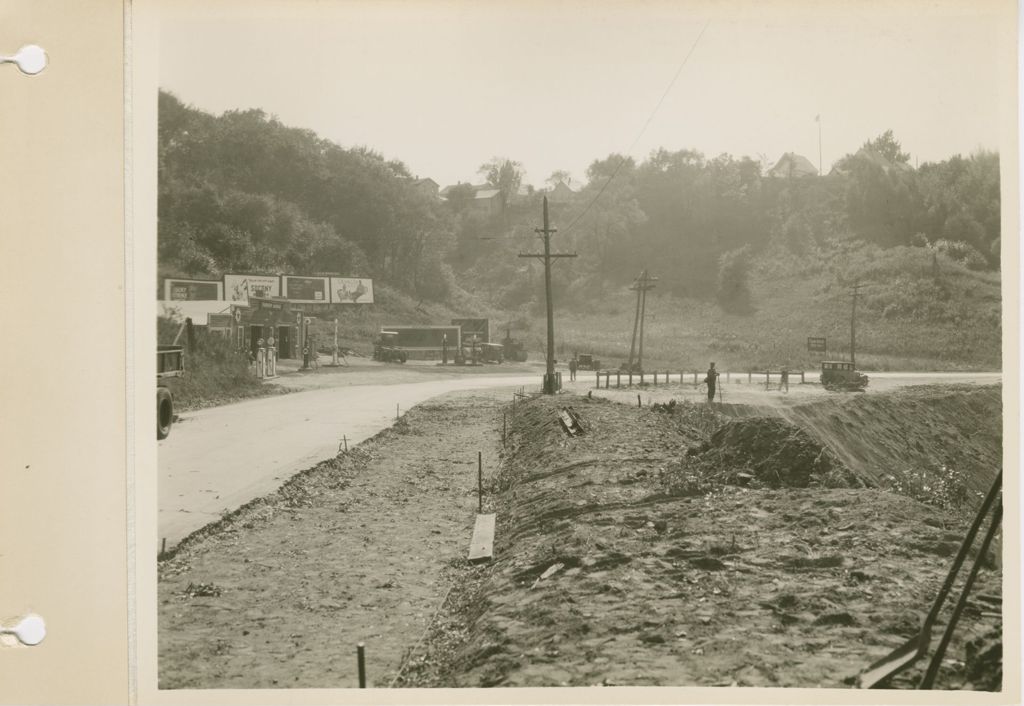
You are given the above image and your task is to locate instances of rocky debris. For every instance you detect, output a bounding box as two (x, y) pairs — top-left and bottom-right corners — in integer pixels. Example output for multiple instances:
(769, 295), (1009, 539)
(963, 627), (1002, 690)
(676, 416), (859, 489)
(181, 582), (223, 598)
(412, 391), (1003, 690)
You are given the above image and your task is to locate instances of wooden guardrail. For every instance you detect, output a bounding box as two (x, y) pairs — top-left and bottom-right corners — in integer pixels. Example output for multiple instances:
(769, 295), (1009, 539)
(592, 369), (806, 389)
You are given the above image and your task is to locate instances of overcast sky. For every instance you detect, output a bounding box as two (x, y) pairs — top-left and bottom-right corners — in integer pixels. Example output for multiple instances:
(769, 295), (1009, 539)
(158, 0), (1011, 188)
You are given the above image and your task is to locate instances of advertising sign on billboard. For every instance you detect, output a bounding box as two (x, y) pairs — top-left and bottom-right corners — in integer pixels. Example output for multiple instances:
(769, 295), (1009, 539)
(385, 326), (462, 350)
(452, 318), (489, 343)
(163, 278), (223, 301)
(282, 275), (329, 303)
(207, 313), (233, 329)
(807, 336), (827, 353)
(224, 274), (281, 302)
(329, 277), (374, 304)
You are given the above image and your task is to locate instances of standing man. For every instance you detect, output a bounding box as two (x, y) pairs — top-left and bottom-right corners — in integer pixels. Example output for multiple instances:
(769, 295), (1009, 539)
(569, 355), (578, 382)
(704, 362), (719, 403)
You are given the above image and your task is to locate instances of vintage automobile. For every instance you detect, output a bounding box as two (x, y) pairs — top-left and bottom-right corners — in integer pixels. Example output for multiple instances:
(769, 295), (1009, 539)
(820, 360), (869, 391)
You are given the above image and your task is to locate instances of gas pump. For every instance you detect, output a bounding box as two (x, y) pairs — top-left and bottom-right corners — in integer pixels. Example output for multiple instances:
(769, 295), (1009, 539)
(256, 337), (266, 378)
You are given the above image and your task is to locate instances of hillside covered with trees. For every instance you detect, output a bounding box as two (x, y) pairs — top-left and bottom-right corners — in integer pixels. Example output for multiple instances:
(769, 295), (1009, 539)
(158, 90), (1002, 368)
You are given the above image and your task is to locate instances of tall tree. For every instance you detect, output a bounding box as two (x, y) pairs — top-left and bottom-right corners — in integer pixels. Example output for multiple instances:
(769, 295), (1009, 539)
(478, 157), (523, 212)
(862, 129), (911, 164)
(546, 169), (572, 187)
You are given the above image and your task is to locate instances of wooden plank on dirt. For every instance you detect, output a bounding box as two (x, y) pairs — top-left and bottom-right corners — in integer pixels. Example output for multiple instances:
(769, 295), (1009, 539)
(558, 410), (577, 436)
(468, 513), (496, 564)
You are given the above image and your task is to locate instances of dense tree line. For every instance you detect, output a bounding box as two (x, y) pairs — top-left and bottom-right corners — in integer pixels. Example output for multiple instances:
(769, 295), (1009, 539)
(159, 91), (455, 300)
(159, 92), (999, 312)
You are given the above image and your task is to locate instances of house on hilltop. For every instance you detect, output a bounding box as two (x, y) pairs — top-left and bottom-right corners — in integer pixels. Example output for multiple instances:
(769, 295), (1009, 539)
(440, 182), (505, 216)
(472, 188), (503, 216)
(410, 177), (440, 199)
(829, 148), (914, 177)
(546, 180), (579, 204)
(767, 153), (819, 178)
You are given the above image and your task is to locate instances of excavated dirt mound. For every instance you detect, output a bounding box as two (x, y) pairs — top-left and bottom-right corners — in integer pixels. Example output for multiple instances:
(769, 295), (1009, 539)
(782, 385), (1002, 500)
(405, 389), (1003, 690)
(681, 416), (861, 489)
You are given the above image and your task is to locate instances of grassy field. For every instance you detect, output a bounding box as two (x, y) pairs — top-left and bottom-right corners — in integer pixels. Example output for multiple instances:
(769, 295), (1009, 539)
(542, 248), (1001, 372)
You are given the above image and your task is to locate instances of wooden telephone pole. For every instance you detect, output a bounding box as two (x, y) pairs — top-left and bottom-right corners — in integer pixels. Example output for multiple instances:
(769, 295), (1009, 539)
(627, 270), (658, 372)
(519, 196), (577, 393)
(850, 281), (864, 366)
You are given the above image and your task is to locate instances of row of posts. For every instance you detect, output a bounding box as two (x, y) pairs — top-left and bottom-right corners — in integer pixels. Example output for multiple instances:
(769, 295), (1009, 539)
(593, 369), (804, 389)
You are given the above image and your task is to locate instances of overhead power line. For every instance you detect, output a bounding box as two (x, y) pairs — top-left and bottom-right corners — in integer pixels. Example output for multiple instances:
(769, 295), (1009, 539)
(561, 19), (710, 237)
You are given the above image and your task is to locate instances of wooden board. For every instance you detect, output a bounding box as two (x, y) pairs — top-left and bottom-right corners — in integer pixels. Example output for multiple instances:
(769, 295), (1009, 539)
(468, 513), (496, 564)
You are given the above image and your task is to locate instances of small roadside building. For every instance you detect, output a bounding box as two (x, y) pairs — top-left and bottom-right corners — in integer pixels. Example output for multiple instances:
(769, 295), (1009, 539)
(230, 297), (303, 359)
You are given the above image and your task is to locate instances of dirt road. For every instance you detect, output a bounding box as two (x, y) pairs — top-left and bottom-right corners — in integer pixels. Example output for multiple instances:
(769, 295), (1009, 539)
(159, 391), (507, 688)
(576, 371), (1000, 408)
(160, 383), (1004, 690)
(159, 364), (998, 550)
(158, 372), (537, 549)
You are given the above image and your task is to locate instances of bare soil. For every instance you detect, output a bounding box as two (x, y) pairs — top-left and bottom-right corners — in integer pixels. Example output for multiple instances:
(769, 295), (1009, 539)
(158, 389), (509, 688)
(403, 388), (1003, 689)
(159, 383), (1003, 691)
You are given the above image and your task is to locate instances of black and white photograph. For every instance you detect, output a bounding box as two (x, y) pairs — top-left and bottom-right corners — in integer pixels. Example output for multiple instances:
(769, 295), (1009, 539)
(149, 0), (1015, 695)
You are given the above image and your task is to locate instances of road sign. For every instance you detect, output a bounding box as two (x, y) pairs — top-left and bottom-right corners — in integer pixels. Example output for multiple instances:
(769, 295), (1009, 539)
(807, 336), (827, 353)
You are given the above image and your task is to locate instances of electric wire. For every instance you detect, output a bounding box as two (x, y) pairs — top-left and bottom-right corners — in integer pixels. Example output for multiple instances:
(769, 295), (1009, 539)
(561, 19), (710, 237)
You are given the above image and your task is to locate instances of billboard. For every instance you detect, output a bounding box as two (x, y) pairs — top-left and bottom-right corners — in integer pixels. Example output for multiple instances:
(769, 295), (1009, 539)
(452, 318), (489, 343)
(282, 275), (329, 303)
(384, 325), (461, 350)
(224, 274), (281, 302)
(207, 313), (234, 329)
(164, 278), (223, 301)
(329, 277), (374, 304)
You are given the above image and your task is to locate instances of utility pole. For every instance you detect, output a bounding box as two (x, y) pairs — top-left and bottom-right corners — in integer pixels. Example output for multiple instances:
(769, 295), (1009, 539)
(332, 317), (339, 366)
(816, 114), (822, 175)
(850, 281), (863, 367)
(627, 270), (658, 372)
(519, 196), (577, 393)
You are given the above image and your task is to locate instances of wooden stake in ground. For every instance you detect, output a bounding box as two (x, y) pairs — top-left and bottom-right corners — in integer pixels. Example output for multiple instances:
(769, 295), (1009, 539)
(357, 642), (366, 687)
(477, 451), (483, 513)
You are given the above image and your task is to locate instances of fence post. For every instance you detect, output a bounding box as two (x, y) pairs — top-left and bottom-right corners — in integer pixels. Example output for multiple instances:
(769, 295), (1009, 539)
(629, 372), (633, 387)
(748, 371), (752, 384)
(693, 371), (698, 385)
(726, 371), (730, 383)
(617, 371), (621, 388)
(639, 372), (645, 386)
(801, 371), (805, 383)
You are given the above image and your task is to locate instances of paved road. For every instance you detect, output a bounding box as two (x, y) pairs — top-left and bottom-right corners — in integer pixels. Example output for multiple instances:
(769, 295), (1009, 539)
(158, 374), (538, 548)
